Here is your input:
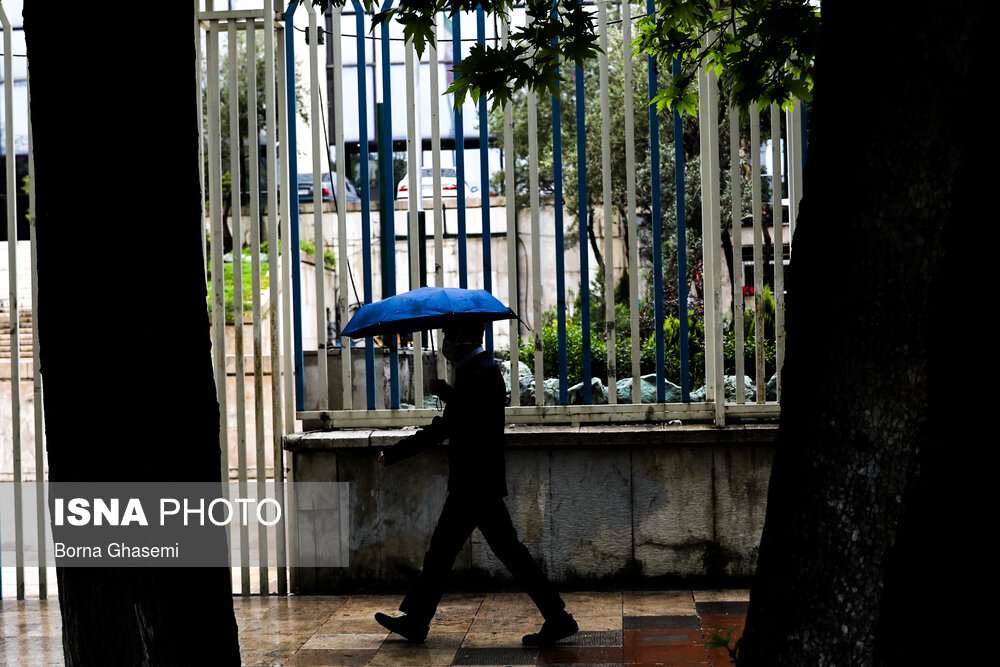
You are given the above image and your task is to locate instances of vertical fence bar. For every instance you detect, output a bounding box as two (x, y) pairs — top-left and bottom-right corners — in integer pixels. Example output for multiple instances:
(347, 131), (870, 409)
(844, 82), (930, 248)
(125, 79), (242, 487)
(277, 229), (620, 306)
(453, 11), (468, 289)
(378, 1), (400, 410)
(622, 1), (640, 403)
(197, 3), (208, 281)
(647, 0), (665, 403)
(771, 103), (785, 401)
(2, 6), (24, 599)
(672, 57), (689, 402)
(352, 1), (376, 409)
(730, 106), (745, 405)
(332, 6), (353, 412)
(247, 17), (271, 595)
(429, 24), (446, 382)
(598, 1), (615, 404)
(476, 7), (494, 352)
(551, 34), (567, 406)
(305, 1), (329, 412)
(284, 1), (305, 413)
(526, 11), (543, 405)
(502, 15), (519, 406)
(207, 18), (230, 499)
(228, 18), (251, 595)
(27, 86), (46, 598)
(575, 60), (591, 404)
(264, 0), (286, 595)
(697, 56), (714, 404)
(707, 57), (724, 424)
(277, 17), (297, 434)
(786, 102), (802, 241)
(405, 39), (424, 408)
(749, 103), (765, 403)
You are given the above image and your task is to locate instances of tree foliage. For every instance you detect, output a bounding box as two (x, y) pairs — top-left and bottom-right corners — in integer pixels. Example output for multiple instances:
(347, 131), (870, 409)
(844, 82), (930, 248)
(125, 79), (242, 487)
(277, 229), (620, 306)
(312, 0), (819, 114)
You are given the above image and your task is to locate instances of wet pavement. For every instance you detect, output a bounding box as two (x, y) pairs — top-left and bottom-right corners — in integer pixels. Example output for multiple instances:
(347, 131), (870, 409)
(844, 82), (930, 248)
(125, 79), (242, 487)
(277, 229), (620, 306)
(0, 589), (748, 665)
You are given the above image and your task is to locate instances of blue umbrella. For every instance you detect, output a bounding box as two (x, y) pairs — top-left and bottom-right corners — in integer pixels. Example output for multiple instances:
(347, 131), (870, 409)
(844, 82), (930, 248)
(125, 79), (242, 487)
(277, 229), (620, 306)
(340, 286), (517, 339)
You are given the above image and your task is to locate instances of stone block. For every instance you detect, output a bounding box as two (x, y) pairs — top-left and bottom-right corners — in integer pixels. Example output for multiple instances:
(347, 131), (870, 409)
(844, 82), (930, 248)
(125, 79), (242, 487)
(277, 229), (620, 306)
(632, 446), (715, 577)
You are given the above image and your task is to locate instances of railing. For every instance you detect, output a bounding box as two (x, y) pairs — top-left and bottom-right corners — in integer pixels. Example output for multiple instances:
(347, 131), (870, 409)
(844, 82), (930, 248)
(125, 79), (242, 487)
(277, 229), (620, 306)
(287, 1), (801, 428)
(1, 0), (801, 600)
(198, 0), (291, 596)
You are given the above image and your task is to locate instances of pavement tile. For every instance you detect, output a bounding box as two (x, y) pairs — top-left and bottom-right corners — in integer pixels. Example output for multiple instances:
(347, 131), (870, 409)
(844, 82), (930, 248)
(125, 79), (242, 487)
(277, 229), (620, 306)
(624, 629), (703, 647)
(301, 632), (388, 650)
(239, 646), (298, 666)
(452, 646), (541, 665)
(461, 631), (527, 648)
(623, 615), (702, 631)
(691, 590), (749, 603)
(572, 615), (623, 631)
(695, 601), (749, 616)
(626, 643), (711, 664)
(284, 648), (379, 666)
(539, 645), (623, 664)
(623, 590), (696, 616)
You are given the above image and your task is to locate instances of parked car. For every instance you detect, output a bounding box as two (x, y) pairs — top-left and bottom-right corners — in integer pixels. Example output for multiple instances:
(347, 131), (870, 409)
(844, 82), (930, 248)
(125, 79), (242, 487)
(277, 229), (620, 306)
(396, 167), (481, 200)
(275, 172), (360, 204)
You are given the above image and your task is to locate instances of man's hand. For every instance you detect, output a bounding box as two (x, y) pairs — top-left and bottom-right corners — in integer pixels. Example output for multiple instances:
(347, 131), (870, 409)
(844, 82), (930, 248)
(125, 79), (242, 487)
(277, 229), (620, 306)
(430, 378), (453, 402)
(378, 450), (389, 467)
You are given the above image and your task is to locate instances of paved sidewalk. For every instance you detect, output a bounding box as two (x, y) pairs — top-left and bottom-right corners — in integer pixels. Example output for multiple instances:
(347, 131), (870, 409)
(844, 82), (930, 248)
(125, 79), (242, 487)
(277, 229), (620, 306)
(235, 589), (747, 666)
(0, 589), (748, 666)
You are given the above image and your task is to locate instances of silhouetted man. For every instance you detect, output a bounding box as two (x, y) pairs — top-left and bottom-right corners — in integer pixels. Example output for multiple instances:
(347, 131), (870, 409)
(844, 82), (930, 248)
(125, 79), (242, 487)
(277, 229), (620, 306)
(375, 320), (577, 646)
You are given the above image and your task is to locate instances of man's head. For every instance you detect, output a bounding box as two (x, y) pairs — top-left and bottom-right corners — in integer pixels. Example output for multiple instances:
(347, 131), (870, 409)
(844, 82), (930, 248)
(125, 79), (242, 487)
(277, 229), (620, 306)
(442, 320), (484, 362)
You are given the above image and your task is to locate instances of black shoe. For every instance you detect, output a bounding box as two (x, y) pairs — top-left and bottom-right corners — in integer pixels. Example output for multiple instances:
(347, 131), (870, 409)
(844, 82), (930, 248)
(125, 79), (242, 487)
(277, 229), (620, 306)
(374, 612), (429, 643)
(522, 611), (579, 646)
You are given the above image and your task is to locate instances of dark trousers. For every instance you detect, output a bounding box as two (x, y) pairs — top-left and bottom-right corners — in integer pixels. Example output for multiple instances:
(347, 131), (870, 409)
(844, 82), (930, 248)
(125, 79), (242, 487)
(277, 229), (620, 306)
(399, 493), (565, 622)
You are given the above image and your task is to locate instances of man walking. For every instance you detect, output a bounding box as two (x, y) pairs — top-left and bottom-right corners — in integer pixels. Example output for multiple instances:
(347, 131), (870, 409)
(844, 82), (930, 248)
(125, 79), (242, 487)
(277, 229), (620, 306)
(375, 321), (577, 646)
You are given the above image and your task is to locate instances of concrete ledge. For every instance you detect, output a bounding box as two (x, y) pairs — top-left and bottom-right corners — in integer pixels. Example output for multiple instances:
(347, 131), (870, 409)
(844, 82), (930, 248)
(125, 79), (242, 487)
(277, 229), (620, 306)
(284, 423), (779, 451)
(285, 423), (777, 594)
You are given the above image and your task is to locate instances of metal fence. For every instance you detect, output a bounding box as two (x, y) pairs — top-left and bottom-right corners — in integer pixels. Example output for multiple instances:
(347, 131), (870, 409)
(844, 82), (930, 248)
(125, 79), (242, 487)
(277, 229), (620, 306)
(1, 0), (801, 599)
(286, 0), (801, 428)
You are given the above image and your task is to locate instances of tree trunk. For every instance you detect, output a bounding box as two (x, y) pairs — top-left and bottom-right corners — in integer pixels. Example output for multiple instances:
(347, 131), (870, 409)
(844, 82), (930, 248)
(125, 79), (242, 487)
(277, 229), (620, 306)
(24, 4), (240, 665)
(740, 2), (986, 664)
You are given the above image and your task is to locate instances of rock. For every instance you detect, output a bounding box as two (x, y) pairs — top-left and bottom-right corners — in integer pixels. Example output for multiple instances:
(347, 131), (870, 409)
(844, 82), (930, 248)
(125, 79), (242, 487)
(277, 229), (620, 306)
(766, 373), (778, 401)
(500, 360), (536, 406)
(568, 377), (609, 405)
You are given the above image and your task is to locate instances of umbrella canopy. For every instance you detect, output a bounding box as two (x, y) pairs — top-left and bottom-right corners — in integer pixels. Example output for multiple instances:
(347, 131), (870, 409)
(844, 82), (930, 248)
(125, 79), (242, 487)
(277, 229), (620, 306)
(340, 286), (517, 339)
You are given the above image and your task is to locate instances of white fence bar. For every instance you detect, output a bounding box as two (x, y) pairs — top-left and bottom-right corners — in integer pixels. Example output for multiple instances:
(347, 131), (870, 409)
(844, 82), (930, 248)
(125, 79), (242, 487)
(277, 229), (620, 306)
(429, 28), (446, 382)
(622, 1), (640, 403)
(786, 102), (803, 240)
(598, 0), (616, 404)
(305, 1), (328, 411)
(226, 18), (250, 594)
(405, 39), (423, 408)
(28, 90), (47, 598)
(699, 39), (724, 425)
(503, 17), (519, 407)
(527, 10), (543, 406)
(263, 0), (283, 595)
(730, 107), (745, 405)
(277, 26), (296, 434)
(2, 4), (25, 600)
(333, 6), (352, 411)
(749, 103), (766, 403)
(247, 17), (271, 595)
(771, 103), (785, 402)
(206, 19), (229, 490)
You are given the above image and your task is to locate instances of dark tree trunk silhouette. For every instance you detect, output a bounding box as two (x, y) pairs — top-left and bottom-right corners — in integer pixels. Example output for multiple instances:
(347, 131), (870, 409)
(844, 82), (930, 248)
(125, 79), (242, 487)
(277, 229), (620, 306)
(740, 2), (985, 664)
(24, 4), (240, 665)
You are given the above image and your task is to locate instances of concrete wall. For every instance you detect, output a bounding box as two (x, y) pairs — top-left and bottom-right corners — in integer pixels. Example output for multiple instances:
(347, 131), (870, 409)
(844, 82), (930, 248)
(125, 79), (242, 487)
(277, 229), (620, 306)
(284, 424), (775, 593)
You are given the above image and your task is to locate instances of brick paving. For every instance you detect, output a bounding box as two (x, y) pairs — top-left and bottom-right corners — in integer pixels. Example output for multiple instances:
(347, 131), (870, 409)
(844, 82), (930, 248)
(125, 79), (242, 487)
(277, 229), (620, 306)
(0, 589), (748, 665)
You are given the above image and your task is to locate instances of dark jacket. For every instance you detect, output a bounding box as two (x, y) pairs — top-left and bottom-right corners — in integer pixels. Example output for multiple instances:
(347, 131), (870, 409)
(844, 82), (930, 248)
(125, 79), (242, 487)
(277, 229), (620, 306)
(382, 350), (508, 498)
